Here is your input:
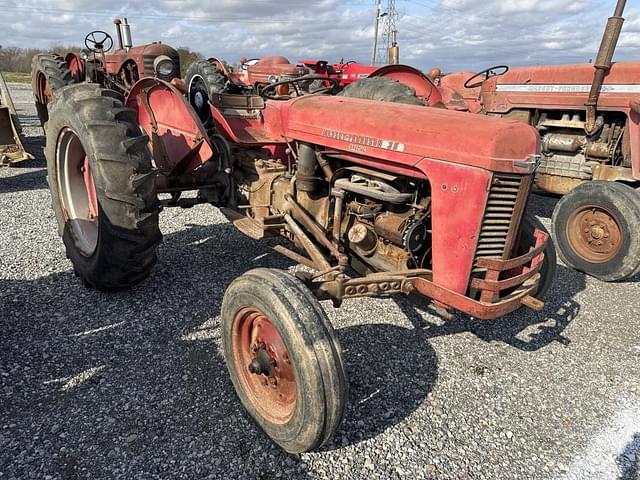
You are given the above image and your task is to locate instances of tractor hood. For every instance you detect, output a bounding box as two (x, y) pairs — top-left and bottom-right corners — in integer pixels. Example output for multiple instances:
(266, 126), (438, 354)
(279, 95), (539, 174)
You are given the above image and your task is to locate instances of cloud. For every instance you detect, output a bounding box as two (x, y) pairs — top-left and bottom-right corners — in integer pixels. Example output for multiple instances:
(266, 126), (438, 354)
(0, 0), (638, 71)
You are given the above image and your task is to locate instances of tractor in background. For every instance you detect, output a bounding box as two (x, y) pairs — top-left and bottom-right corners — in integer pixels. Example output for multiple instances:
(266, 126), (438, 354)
(43, 40), (555, 451)
(430, 0), (640, 282)
(31, 17), (181, 125)
(185, 56), (444, 125)
(0, 72), (33, 165)
(348, 0), (639, 282)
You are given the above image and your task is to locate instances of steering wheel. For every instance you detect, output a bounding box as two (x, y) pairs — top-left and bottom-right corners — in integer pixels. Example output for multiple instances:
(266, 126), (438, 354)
(464, 65), (509, 89)
(84, 31), (114, 53)
(240, 58), (260, 71)
(259, 76), (339, 100)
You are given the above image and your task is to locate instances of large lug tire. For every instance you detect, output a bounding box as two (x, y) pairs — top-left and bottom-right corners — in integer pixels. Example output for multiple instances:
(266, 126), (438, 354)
(45, 83), (162, 290)
(552, 181), (640, 282)
(185, 60), (227, 125)
(31, 53), (74, 126)
(518, 214), (557, 299)
(221, 268), (348, 453)
(338, 76), (425, 105)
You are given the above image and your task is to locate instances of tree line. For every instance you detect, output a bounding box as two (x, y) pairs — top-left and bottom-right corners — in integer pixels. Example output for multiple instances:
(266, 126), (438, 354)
(0, 45), (202, 77)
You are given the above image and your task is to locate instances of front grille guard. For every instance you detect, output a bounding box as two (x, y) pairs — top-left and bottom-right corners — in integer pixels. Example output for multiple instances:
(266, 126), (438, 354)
(413, 228), (548, 320)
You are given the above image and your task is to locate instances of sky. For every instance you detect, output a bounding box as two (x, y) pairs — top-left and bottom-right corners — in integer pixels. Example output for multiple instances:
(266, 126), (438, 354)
(0, 0), (639, 71)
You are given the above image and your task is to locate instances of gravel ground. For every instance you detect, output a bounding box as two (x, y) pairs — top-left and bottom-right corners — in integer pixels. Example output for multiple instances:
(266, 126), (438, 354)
(1, 82), (640, 480)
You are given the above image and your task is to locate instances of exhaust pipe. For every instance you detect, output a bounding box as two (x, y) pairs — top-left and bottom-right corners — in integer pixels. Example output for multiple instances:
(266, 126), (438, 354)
(585, 0), (626, 135)
(113, 18), (124, 50)
(121, 18), (133, 51)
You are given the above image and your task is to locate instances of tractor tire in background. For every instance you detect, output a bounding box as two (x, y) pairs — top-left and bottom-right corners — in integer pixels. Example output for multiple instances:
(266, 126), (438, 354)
(185, 60), (227, 125)
(45, 83), (162, 290)
(31, 53), (74, 126)
(221, 268), (347, 454)
(552, 181), (640, 282)
(338, 76), (425, 105)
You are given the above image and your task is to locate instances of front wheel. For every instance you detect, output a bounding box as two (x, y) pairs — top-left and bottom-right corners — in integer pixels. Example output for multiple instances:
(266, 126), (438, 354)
(221, 268), (347, 453)
(552, 181), (640, 281)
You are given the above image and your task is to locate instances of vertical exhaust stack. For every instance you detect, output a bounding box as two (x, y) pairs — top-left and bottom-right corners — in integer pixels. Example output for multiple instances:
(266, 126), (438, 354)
(389, 30), (399, 65)
(585, 0), (626, 135)
(113, 18), (124, 50)
(121, 18), (133, 51)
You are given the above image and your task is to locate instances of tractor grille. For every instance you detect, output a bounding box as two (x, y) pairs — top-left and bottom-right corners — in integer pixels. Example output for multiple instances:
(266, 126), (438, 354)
(474, 173), (530, 264)
(143, 53), (181, 80)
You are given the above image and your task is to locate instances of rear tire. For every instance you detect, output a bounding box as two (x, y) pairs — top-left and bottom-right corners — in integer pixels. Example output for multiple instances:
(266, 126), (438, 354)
(31, 53), (74, 126)
(45, 83), (162, 290)
(552, 181), (640, 281)
(338, 76), (425, 105)
(185, 60), (227, 125)
(221, 268), (347, 453)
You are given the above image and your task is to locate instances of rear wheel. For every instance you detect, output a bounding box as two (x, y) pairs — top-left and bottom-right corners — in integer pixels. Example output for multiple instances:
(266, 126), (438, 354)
(338, 76), (425, 105)
(31, 53), (74, 126)
(45, 83), (162, 290)
(185, 60), (227, 125)
(221, 268), (347, 453)
(552, 181), (640, 281)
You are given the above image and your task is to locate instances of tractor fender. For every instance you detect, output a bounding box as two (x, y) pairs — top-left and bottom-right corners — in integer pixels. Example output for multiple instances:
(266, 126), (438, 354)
(206, 57), (231, 77)
(65, 53), (85, 83)
(369, 64), (443, 107)
(125, 77), (216, 176)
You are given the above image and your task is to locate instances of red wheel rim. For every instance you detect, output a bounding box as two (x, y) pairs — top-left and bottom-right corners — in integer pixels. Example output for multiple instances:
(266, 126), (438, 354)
(56, 128), (99, 256)
(231, 308), (297, 424)
(566, 204), (623, 264)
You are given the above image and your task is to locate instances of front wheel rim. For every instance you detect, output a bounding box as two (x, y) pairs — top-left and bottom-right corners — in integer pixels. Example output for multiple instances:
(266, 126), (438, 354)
(56, 128), (99, 256)
(566, 204), (623, 264)
(231, 307), (297, 424)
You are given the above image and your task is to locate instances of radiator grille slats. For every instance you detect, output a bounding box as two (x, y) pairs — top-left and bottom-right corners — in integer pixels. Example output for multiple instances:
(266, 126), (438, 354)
(474, 173), (524, 263)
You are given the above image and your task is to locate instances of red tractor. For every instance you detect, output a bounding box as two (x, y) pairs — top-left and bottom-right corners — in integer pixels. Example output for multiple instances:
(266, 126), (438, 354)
(429, 0), (640, 281)
(43, 49), (555, 450)
(300, 59), (379, 87)
(31, 18), (181, 126)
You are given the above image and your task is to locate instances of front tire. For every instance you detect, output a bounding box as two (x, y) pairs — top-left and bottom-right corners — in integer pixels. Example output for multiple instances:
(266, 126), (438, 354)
(552, 181), (640, 281)
(45, 83), (162, 290)
(221, 268), (347, 453)
(518, 214), (556, 299)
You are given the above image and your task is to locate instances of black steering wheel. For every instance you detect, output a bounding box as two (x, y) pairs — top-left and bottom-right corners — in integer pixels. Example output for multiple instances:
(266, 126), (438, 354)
(84, 31), (114, 53)
(259, 75), (339, 100)
(240, 58), (260, 71)
(464, 65), (509, 89)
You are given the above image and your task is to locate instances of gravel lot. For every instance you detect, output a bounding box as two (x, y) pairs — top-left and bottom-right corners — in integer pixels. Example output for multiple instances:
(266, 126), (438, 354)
(1, 82), (640, 480)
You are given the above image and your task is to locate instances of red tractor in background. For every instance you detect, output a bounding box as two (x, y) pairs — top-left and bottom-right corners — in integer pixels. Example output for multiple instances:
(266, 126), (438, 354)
(430, 0), (640, 282)
(328, 0), (639, 282)
(300, 59), (378, 87)
(31, 18), (181, 125)
(43, 37), (555, 451)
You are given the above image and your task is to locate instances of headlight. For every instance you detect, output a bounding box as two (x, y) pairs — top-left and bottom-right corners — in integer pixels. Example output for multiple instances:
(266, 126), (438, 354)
(153, 55), (175, 77)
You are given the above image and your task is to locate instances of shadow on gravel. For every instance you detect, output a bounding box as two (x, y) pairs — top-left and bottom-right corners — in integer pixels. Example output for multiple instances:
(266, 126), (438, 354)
(0, 168), (48, 193)
(0, 221), (319, 479)
(0, 218), (594, 478)
(327, 323), (438, 451)
(394, 264), (585, 352)
(618, 433), (640, 480)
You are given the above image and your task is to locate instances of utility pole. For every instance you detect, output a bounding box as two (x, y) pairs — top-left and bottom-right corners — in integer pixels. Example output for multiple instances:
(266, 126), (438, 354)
(371, 0), (381, 65)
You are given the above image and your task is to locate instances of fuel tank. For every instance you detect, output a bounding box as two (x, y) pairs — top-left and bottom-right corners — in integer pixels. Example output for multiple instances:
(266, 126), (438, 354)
(279, 95), (539, 174)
